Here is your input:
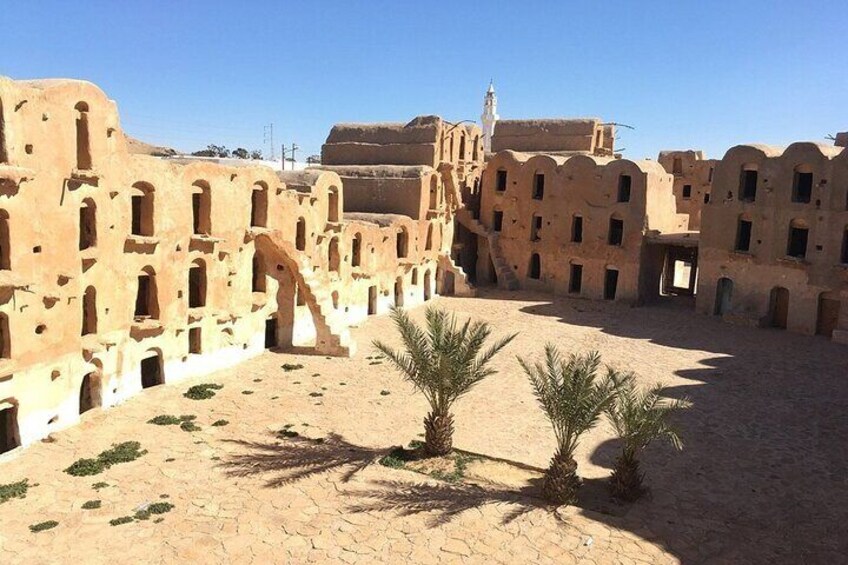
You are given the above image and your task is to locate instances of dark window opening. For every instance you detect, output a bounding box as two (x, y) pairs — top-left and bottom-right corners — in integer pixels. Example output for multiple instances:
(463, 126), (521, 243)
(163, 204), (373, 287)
(295, 218), (306, 251)
(531, 215), (542, 241)
(328, 238), (341, 272)
(252, 253), (266, 292)
(79, 373), (99, 414)
(396, 229), (408, 258)
(672, 157), (683, 175)
(0, 314), (9, 358)
(569, 264), (583, 293)
(251, 185), (268, 228)
(82, 286), (97, 336)
(571, 215), (583, 243)
(792, 171), (813, 203)
(735, 219), (752, 252)
(131, 183), (154, 236)
(532, 173), (545, 200)
(604, 269), (619, 300)
(135, 274), (156, 318)
(787, 225), (809, 258)
(0, 404), (20, 454)
(423, 271), (431, 301)
(682, 185), (692, 199)
(264, 318), (277, 349)
(328, 189), (340, 223)
(740, 169), (757, 201)
(529, 253), (541, 279)
(394, 278), (404, 307)
(75, 102), (92, 170)
(192, 183), (212, 235)
(78, 201), (96, 250)
(492, 211), (503, 232)
(352, 235), (362, 267)
(704, 193), (711, 204)
(188, 264), (206, 308)
(841, 228), (848, 264)
(425, 224), (434, 250)
(368, 285), (377, 315)
(617, 175), (631, 203)
(0, 212), (9, 270)
(608, 217), (624, 246)
(140, 354), (163, 389)
(496, 170), (507, 191)
(188, 328), (202, 354)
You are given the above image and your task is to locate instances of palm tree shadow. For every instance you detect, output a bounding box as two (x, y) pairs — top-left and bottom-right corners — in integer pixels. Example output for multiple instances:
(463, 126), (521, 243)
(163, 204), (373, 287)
(220, 432), (385, 487)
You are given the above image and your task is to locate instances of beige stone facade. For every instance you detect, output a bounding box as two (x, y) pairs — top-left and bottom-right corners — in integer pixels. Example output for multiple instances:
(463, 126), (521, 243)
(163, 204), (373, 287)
(0, 78), (462, 454)
(657, 150), (717, 230)
(697, 142), (848, 342)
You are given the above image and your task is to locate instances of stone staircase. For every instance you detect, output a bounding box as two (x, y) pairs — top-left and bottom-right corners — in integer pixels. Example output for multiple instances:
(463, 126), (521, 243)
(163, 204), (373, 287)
(254, 233), (355, 357)
(455, 209), (519, 290)
(437, 254), (476, 297)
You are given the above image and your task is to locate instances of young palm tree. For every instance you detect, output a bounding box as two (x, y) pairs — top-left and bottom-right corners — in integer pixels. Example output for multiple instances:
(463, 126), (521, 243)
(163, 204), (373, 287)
(606, 374), (686, 501)
(373, 307), (516, 457)
(519, 345), (618, 505)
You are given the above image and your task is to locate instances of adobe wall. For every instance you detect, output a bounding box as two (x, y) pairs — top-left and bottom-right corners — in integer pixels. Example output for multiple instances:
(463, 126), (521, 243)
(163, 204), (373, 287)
(657, 150), (717, 230)
(0, 77), (454, 454)
(314, 165), (432, 219)
(696, 142), (847, 340)
(490, 119), (611, 155)
(475, 150), (685, 302)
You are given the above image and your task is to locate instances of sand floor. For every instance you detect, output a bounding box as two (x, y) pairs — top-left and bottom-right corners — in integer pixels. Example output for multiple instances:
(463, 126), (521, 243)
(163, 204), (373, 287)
(1, 289), (846, 564)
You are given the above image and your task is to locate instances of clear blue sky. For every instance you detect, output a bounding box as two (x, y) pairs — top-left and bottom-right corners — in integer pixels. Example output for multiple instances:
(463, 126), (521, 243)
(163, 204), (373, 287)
(2, 1), (845, 160)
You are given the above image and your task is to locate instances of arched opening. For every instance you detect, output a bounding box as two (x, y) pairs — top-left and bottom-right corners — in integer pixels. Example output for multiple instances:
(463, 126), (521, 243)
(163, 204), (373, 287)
(0, 210), (8, 270)
(604, 268), (619, 300)
(131, 182), (155, 236)
(425, 224), (434, 250)
(328, 187), (340, 223)
(791, 164), (813, 203)
(82, 286), (97, 335)
(191, 180), (211, 235)
(78, 198), (97, 250)
(0, 97), (7, 164)
(423, 270), (432, 301)
(79, 372), (101, 414)
(252, 252), (266, 293)
(295, 218), (306, 251)
(251, 182), (268, 228)
(140, 350), (164, 389)
(529, 253), (541, 279)
(739, 164), (758, 201)
(608, 214), (624, 246)
(368, 285), (378, 315)
(449, 135), (455, 161)
(767, 286), (789, 329)
(816, 292), (841, 338)
(459, 135), (466, 160)
(429, 175), (439, 210)
(188, 260), (207, 308)
(135, 267), (160, 319)
(328, 237), (341, 272)
(0, 399), (20, 454)
(0, 313), (9, 358)
(351, 233), (362, 267)
(411, 268), (419, 285)
(74, 102), (92, 170)
(714, 277), (733, 316)
(332, 290), (340, 310)
(472, 136), (479, 161)
(394, 277), (404, 307)
(787, 219), (809, 258)
(396, 227), (409, 258)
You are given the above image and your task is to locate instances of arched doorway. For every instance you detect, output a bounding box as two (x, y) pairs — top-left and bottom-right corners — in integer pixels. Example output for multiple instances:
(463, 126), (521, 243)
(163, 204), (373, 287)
(816, 292), (841, 338)
(140, 351), (164, 389)
(79, 372), (101, 414)
(423, 270), (432, 301)
(714, 277), (733, 316)
(0, 399), (19, 454)
(394, 277), (404, 307)
(767, 287), (789, 329)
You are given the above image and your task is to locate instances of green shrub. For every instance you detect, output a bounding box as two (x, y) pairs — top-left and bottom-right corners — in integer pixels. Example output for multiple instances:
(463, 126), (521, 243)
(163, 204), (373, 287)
(147, 415), (182, 426)
(0, 479), (30, 504)
(380, 390), (391, 396)
(81, 500), (101, 510)
(65, 442), (147, 476)
(281, 363), (304, 372)
(212, 419), (229, 427)
(109, 516), (133, 526)
(29, 520), (58, 533)
(91, 482), (109, 490)
(309, 392), (323, 397)
(134, 509), (150, 521)
(183, 383), (223, 400)
(241, 390), (254, 395)
(180, 420), (201, 432)
(148, 502), (175, 515)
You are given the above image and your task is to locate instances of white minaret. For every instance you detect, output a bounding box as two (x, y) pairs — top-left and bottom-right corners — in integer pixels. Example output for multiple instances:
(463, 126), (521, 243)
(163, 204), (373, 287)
(481, 80), (498, 153)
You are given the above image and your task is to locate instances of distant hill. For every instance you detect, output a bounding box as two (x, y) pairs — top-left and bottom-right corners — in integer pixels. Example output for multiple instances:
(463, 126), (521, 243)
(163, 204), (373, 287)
(124, 134), (177, 157)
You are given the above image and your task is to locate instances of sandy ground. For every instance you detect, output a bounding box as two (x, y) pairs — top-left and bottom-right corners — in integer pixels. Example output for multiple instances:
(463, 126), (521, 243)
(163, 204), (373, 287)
(1, 289), (846, 564)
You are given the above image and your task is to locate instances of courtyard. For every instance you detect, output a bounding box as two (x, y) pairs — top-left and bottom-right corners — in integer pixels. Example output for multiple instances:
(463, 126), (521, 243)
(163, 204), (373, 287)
(0, 290), (846, 564)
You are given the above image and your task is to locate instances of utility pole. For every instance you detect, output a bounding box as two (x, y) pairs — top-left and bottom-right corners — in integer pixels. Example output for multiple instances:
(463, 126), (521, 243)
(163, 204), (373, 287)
(290, 142), (300, 168)
(280, 144), (285, 170)
(263, 123), (275, 160)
